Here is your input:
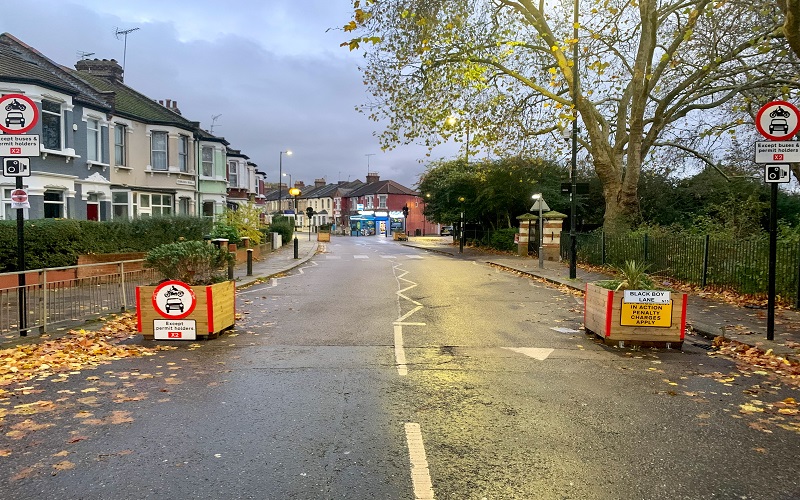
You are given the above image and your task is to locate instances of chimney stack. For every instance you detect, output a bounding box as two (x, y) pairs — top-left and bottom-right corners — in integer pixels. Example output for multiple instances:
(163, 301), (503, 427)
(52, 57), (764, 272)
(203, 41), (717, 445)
(75, 58), (124, 82)
(366, 172), (380, 183)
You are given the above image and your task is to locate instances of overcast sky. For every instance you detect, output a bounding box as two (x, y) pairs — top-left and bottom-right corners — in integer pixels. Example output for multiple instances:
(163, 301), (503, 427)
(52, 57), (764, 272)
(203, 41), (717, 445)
(0, 0), (456, 188)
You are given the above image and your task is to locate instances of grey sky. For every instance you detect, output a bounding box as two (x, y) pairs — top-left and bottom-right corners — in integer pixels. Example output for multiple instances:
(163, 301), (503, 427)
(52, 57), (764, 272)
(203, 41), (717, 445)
(0, 0), (457, 188)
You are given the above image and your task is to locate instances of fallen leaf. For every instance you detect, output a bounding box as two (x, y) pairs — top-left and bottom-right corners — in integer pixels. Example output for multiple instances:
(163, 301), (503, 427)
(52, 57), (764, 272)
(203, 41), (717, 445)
(53, 460), (75, 471)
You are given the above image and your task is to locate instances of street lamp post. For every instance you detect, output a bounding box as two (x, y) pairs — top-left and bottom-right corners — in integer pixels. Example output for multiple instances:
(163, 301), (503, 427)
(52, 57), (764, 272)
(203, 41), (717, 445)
(289, 187), (301, 258)
(532, 193), (547, 269)
(278, 150), (292, 213)
(569, 0), (579, 279)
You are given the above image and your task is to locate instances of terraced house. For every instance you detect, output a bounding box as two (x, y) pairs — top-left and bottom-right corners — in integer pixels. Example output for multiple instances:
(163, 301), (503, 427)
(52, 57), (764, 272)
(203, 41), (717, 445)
(0, 33), (258, 221)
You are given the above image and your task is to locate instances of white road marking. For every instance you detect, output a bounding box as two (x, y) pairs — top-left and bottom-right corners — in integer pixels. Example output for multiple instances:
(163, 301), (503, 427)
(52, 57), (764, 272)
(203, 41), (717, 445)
(550, 327), (580, 333)
(394, 322), (427, 326)
(396, 305), (423, 323)
(381, 255), (397, 259)
(325, 255), (342, 259)
(394, 325), (408, 376)
(405, 423), (435, 500)
(406, 255), (424, 259)
(502, 347), (555, 361)
(354, 255), (369, 259)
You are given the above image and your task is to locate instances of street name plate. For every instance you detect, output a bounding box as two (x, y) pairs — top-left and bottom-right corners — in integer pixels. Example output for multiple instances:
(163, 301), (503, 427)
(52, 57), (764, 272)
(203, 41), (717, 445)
(0, 134), (39, 157)
(754, 141), (800, 163)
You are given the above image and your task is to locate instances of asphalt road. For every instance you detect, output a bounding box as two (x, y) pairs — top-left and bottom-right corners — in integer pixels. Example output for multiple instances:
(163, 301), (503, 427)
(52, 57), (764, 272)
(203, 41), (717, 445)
(1, 236), (798, 499)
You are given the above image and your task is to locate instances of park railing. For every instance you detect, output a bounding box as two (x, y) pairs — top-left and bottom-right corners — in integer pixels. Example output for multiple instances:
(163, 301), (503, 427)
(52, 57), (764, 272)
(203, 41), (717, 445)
(561, 232), (800, 306)
(0, 260), (157, 338)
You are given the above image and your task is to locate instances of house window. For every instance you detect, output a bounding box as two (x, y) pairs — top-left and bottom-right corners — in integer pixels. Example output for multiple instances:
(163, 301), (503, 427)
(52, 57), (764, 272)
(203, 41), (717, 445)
(378, 194), (387, 209)
(202, 201), (215, 217)
(43, 190), (64, 218)
(202, 146), (213, 177)
(114, 124), (126, 166)
(41, 99), (62, 150)
(178, 135), (189, 172)
(112, 191), (129, 219)
(228, 161), (238, 186)
(152, 194), (172, 216)
(151, 131), (168, 170)
(87, 118), (100, 161)
(179, 197), (190, 215)
(366, 196), (374, 209)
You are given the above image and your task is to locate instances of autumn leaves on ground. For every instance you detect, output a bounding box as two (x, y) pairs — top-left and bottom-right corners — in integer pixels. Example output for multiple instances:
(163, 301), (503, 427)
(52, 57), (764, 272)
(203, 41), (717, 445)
(0, 312), (798, 482)
(0, 314), (176, 479)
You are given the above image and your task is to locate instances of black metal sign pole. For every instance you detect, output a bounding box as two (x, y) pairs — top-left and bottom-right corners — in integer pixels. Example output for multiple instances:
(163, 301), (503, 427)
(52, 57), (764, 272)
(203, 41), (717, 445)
(767, 181), (778, 341)
(15, 175), (27, 336)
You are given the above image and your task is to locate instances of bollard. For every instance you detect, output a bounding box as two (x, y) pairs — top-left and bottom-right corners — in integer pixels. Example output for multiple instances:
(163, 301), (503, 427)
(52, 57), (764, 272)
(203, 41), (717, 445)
(294, 236), (299, 259)
(247, 249), (253, 276)
(228, 252), (235, 280)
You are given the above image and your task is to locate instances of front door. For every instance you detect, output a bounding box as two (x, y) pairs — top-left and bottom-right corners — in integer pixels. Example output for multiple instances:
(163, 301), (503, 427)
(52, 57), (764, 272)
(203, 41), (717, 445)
(87, 203), (99, 221)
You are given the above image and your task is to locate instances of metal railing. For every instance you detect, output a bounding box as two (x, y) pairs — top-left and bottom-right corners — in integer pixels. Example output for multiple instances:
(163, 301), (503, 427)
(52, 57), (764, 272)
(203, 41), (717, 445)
(561, 232), (800, 306)
(0, 260), (157, 337)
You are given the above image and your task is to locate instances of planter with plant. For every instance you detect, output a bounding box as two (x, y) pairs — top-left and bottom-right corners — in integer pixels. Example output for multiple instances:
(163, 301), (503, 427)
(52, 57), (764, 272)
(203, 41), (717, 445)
(584, 261), (687, 348)
(136, 240), (236, 341)
(317, 223), (332, 242)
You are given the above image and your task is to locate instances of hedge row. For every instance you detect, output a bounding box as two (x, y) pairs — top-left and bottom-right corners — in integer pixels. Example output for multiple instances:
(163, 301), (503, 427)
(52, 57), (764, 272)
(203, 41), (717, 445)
(0, 216), (213, 272)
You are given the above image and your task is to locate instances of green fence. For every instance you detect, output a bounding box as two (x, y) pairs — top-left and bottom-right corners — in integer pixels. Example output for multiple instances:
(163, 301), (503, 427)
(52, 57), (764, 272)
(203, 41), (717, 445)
(561, 232), (800, 305)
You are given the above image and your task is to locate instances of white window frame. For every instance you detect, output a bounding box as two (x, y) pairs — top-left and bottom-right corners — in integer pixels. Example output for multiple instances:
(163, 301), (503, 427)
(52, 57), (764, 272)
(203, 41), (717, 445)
(151, 131), (168, 170)
(41, 98), (63, 151)
(87, 118), (100, 162)
(151, 194), (173, 216)
(112, 191), (130, 219)
(114, 124), (126, 166)
(43, 189), (65, 218)
(378, 194), (387, 209)
(202, 146), (213, 177)
(178, 135), (189, 172)
(228, 161), (238, 187)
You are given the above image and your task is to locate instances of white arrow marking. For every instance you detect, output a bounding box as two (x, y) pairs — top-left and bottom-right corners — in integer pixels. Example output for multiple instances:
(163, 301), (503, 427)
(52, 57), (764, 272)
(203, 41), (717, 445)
(502, 347), (554, 361)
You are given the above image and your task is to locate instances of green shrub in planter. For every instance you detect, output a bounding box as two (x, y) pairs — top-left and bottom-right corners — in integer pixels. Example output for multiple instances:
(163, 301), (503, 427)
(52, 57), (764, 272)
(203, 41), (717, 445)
(595, 260), (655, 291)
(144, 240), (234, 285)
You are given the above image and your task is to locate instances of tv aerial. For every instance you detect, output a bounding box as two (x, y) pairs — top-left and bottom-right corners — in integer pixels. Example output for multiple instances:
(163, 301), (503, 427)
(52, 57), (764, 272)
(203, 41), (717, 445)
(210, 114), (222, 135)
(114, 26), (140, 73)
(76, 51), (95, 60)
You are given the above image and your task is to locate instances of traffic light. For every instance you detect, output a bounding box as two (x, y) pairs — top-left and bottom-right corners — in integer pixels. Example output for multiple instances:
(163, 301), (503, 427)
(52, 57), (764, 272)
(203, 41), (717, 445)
(402, 205), (409, 218)
(305, 206), (314, 219)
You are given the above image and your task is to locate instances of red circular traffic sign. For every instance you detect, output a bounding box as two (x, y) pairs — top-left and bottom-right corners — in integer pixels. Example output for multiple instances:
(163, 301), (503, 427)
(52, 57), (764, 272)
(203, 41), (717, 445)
(755, 100), (800, 141)
(0, 94), (39, 135)
(151, 280), (197, 319)
(10, 189), (27, 203)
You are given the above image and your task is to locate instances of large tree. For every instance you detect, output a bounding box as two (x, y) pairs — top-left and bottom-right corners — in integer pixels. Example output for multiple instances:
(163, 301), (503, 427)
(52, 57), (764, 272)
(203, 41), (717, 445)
(344, 0), (799, 231)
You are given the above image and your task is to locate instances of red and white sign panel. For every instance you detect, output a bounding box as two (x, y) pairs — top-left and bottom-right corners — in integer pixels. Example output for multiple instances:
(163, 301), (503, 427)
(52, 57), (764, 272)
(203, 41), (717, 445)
(10, 188), (29, 209)
(0, 135), (40, 157)
(0, 94), (39, 134)
(153, 319), (197, 340)
(151, 280), (197, 319)
(755, 101), (800, 141)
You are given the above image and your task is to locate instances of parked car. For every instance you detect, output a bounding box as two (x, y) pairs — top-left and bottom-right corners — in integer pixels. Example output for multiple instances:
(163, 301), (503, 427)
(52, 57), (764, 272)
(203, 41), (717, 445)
(440, 225), (453, 236)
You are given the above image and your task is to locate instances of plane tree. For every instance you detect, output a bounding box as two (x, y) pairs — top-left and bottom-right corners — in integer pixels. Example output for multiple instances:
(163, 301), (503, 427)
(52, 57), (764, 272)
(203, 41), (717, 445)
(344, 0), (799, 231)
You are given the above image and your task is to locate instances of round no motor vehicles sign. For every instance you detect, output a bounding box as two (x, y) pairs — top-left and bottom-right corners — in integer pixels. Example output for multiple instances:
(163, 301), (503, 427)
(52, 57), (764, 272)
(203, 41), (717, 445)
(151, 280), (197, 319)
(756, 101), (800, 141)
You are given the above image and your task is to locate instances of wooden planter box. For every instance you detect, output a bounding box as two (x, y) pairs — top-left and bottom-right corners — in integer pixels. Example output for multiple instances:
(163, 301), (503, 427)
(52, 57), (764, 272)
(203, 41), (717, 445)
(392, 232), (408, 241)
(317, 232), (331, 242)
(584, 283), (687, 348)
(136, 281), (236, 340)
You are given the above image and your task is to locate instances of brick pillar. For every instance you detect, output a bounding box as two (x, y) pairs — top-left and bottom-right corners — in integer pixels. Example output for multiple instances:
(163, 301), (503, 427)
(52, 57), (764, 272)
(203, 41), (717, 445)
(541, 212), (567, 261)
(518, 220), (530, 256)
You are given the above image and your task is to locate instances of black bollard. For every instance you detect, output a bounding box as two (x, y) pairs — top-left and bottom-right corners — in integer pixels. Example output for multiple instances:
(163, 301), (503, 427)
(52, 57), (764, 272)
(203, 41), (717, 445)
(246, 249), (253, 276)
(228, 252), (235, 280)
(294, 237), (299, 259)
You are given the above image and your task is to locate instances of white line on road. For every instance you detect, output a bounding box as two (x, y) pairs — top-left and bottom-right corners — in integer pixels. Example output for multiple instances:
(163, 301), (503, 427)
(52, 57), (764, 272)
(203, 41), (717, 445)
(354, 255), (369, 259)
(394, 325), (408, 376)
(502, 347), (555, 360)
(405, 423), (435, 499)
(397, 305), (423, 323)
(394, 322), (426, 326)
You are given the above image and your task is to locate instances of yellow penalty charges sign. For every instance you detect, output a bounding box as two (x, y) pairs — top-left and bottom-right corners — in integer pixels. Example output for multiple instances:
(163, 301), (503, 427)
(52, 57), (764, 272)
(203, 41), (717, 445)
(620, 290), (673, 328)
